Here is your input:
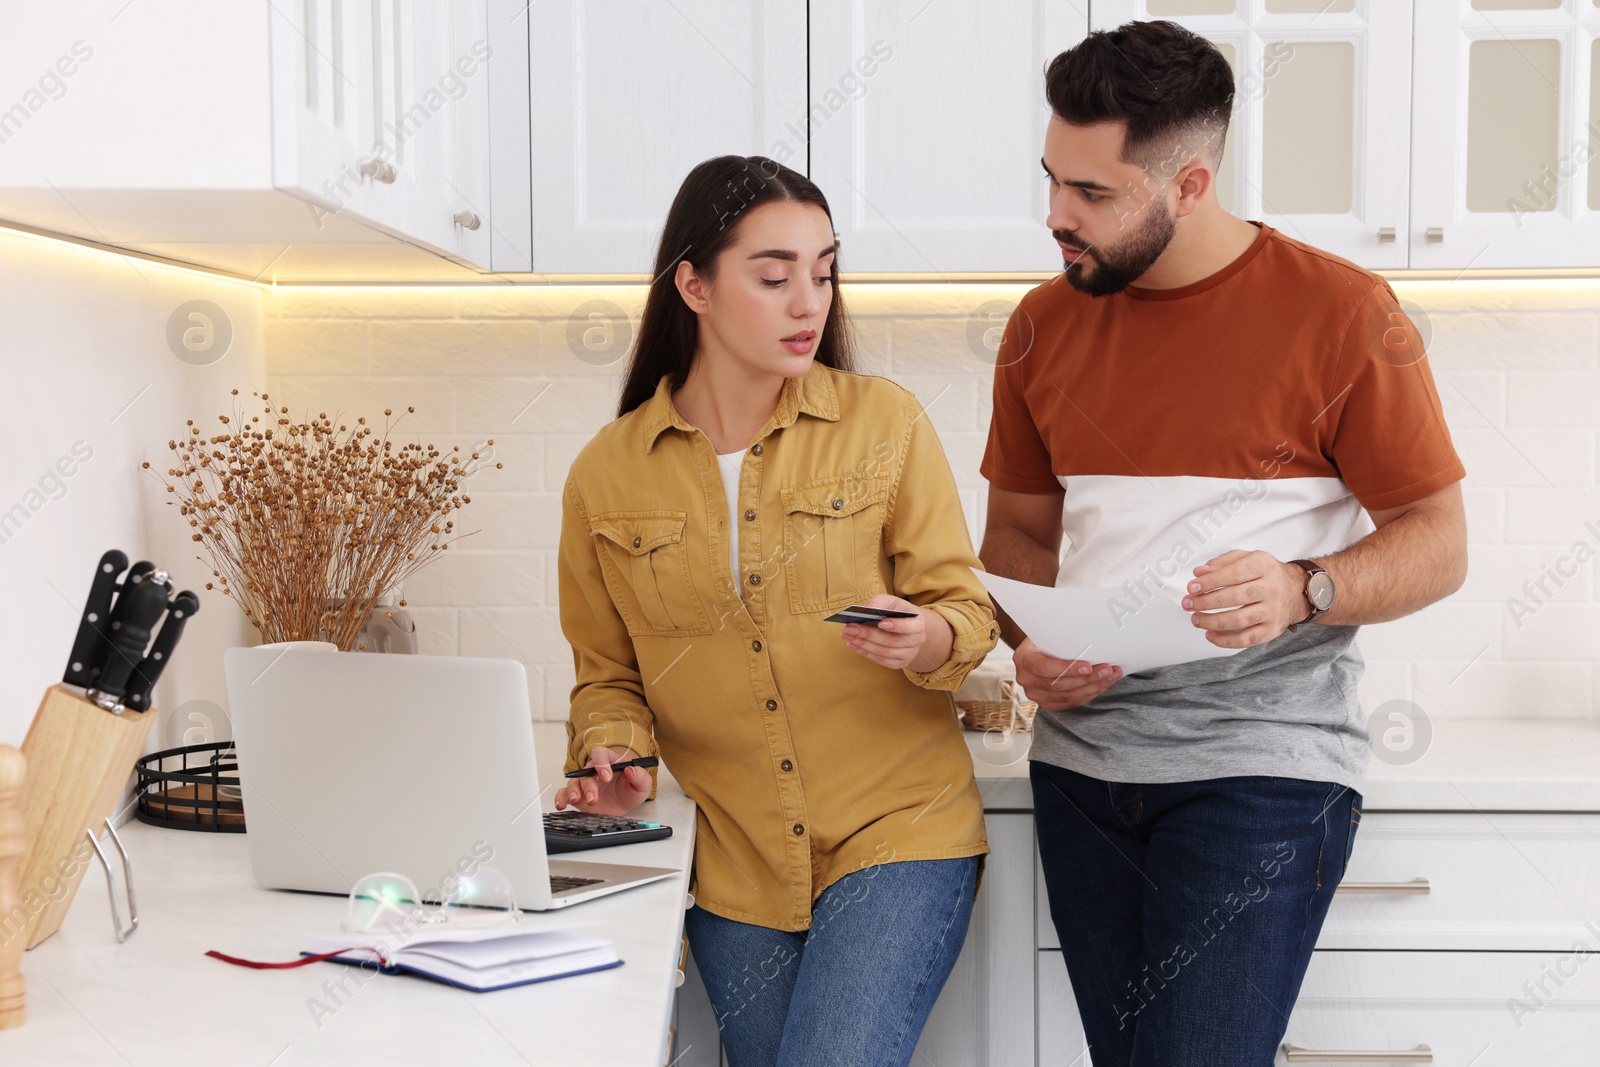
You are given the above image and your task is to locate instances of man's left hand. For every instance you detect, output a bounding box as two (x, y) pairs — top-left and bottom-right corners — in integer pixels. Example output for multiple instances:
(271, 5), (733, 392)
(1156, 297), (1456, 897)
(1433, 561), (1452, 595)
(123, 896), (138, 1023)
(1181, 549), (1311, 648)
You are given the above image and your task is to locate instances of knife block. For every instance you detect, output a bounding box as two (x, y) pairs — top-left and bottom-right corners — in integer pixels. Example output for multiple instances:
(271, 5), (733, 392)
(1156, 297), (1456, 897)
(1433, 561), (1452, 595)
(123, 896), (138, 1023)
(0, 743), (26, 1029)
(16, 685), (155, 949)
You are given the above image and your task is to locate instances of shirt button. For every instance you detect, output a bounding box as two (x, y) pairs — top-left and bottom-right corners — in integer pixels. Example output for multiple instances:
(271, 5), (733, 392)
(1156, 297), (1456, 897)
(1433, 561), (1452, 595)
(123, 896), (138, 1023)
(752, 640), (762, 652)
(792, 823), (805, 836)
(632, 536), (642, 548)
(744, 509), (756, 521)
(766, 699), (778, 711)
(780, 759), (793, 772)
(751, 443), (763, 455)
(749, 573), (762, 586)
(990, 628), (997, 639)
(831, 499), (843, 510)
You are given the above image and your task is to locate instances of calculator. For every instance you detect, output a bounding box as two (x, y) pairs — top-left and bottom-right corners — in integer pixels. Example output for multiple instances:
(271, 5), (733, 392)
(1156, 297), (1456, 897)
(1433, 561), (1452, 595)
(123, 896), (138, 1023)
(543, 810), (674, 853)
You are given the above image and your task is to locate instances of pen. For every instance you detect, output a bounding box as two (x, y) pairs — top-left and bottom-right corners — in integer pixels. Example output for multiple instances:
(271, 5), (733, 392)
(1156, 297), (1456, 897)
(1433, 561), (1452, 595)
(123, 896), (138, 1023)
(563, 756), (660, 779)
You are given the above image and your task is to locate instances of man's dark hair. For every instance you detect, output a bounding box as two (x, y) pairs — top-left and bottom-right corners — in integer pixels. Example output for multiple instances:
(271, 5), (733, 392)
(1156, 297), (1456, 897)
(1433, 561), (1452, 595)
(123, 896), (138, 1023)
(1044, 20), (1235, 175)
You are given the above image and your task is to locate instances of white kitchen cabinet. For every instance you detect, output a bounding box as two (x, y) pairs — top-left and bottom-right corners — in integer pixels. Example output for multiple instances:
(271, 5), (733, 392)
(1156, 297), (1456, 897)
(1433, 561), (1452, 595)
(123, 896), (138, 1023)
(807, 0), (1088, 273)
(915, 813), (1038, 1065)
(1092, 0), (1415, 270)
(0, 0), (527, 279)
(1285, 950), (1600, 1066)
(525, 0), (806, 275)
(1411, 0), (1600, 269)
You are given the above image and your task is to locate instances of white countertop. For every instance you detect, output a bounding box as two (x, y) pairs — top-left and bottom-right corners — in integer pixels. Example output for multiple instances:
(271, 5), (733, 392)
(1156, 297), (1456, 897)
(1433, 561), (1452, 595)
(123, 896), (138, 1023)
(964, 716), (1600, 812)
(11, 716), (1599, 1065)
(3, 723), (697, 1067)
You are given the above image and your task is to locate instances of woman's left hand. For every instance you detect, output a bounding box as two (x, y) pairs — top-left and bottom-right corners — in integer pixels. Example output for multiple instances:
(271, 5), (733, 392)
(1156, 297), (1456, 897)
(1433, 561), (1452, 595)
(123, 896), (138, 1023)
(839, 593), (951, 671)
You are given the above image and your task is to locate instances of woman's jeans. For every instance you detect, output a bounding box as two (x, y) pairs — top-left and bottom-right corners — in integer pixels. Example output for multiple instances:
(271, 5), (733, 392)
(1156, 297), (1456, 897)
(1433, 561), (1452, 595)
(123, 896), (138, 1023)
(684, 856), (980, 1067)
(1031, 759), (1362, 1067)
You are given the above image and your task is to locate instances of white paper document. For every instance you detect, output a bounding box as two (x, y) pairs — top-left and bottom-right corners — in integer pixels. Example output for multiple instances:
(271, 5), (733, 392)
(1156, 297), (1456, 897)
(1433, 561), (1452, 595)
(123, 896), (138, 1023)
(976, 571), (1244, 676)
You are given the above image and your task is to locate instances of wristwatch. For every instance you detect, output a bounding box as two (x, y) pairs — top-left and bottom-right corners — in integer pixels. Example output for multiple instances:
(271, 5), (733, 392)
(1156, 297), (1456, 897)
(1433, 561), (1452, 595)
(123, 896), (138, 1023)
(1287, 558), (1335, 633)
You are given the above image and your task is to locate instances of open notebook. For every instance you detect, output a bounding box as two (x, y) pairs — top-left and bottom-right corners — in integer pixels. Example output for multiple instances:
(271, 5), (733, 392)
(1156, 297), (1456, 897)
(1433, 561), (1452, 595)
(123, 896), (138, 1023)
(301, 924), (622, 993)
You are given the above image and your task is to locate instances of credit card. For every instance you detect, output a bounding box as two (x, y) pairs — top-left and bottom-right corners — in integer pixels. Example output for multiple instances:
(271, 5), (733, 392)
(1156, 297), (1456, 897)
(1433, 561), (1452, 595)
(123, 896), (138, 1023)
(823, 604), (921, 625)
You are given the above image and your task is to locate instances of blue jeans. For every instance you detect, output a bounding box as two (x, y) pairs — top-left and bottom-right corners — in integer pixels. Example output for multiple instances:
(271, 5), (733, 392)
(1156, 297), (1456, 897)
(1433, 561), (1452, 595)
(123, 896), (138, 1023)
(684, 856), (980, 1067)
(1031, 760), (1361, 1067)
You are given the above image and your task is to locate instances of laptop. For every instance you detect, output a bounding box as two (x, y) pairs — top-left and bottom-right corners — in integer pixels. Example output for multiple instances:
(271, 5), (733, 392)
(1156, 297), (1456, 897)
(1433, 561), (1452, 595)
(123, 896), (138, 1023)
(223, 644), (679, 910)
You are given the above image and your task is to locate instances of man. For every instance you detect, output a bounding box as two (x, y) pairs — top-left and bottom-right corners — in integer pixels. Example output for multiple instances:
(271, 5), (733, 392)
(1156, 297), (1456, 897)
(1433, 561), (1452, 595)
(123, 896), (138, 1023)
(978, 21), (1468, 1066)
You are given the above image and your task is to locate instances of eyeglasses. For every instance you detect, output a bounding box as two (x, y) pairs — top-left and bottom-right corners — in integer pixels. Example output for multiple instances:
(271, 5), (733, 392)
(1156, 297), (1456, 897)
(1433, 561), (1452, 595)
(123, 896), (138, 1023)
(343, 865), (519, 935)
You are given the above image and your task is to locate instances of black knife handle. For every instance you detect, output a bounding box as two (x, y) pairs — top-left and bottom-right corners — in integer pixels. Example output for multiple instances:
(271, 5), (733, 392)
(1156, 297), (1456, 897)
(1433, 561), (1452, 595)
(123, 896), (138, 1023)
(124, 591), (200, 712)
(88, 561), (158, 686)
(63, 549), (129, 688)
(89, 577), (173, 706)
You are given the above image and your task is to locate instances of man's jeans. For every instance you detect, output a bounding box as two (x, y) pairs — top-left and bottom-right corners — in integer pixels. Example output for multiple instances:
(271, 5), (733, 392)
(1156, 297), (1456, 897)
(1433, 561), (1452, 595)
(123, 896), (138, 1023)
(1031, 760), (1361, 1067)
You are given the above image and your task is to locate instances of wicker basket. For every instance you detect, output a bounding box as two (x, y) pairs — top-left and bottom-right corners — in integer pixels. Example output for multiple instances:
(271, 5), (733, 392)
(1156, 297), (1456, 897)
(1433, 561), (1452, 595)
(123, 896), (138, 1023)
(956, 677), (1037, 733)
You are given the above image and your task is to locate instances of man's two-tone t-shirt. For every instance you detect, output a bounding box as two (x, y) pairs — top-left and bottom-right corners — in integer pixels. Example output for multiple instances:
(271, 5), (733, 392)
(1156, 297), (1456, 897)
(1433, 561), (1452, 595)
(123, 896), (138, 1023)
(979, 221), (1466, 792)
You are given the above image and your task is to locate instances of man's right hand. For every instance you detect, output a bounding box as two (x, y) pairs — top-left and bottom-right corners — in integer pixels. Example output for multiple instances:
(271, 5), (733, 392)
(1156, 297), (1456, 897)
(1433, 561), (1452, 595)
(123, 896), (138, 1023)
(552, 745), (652, 816)
(1013, 637), (1122, 711)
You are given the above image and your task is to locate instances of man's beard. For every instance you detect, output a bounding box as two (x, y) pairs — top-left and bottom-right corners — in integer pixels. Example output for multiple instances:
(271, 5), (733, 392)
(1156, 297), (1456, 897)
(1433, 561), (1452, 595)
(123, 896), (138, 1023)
(1057, 202), (1176, 297)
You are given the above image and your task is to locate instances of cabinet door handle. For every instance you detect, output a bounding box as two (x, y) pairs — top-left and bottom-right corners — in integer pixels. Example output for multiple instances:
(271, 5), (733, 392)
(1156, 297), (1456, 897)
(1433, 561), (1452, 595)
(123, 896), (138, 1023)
(360, 157), (396, 184)
(453, 210), (482, 231)
(1377, 227), (1396, 242)
(1335, 878), (1430, 895)
(1284, 1045), (1431, 1062)
(675, 934), (688, 988)
(1425, 227), (1444, 242)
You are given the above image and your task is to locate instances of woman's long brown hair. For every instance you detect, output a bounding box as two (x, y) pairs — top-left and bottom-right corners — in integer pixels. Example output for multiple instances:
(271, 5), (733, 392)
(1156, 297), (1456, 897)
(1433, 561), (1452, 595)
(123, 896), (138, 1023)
(617, 155), (857, 418)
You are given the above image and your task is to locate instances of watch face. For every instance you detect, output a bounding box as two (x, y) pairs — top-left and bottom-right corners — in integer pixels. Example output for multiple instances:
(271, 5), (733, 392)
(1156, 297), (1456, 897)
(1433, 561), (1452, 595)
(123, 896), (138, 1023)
(1307, 570), (1335, 610)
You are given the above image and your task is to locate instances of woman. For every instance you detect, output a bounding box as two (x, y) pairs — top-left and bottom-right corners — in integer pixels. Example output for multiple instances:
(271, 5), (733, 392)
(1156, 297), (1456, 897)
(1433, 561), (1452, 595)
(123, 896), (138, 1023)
(552, 154), (997, 1066)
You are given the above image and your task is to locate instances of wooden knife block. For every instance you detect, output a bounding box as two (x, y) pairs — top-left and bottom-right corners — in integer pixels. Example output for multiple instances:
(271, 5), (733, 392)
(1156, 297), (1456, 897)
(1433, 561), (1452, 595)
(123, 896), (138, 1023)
(15, 685), (155, 951)
(0, 743), (25, 1029)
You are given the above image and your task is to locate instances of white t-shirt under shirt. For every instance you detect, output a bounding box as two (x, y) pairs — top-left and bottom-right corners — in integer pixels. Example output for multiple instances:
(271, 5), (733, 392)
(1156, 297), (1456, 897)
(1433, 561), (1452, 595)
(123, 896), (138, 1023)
(716, 450), (743, 590)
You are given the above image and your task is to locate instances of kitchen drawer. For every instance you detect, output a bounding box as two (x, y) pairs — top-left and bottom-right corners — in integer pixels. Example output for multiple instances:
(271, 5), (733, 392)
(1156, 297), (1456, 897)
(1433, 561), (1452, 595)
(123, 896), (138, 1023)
(1036, 951), (1092, 1066)
(1321, 813), (1600, 951)
(1037, 813), (1600, 952)
(1282, 949), (1600, 1065)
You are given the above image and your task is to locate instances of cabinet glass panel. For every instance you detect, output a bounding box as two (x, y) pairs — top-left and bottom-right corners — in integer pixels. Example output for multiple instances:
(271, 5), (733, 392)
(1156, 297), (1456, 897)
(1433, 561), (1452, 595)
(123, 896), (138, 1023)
(1149, 0), (1235, 14)
(1465, 38), (1561, 213)
(1592, 38), (1600, 211)
(1265, 0), (1354, 12)
(1261, 41), (1353, 214)
(1215, 41), (1237, 215)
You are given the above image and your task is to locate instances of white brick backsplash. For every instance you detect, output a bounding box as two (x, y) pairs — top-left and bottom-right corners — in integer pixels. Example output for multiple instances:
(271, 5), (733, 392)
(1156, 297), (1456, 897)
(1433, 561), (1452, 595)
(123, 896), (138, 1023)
(457, 607), (567, 664)
(405, 607), (458, 657)
(1507, 369), (1600, 427)
(402, 550), (545, 608)
(892, 316), (992, 376)
(1435, 370), (1505, 428)
(1358, 603), (1501, 661)
(893, 375), (977, 434)
(264, 280), (1600, 724)
(369, 319), (541, 377)
(265, 319), (367, 375)
(1415, 659), (1591, 718)
(1505, 488), (1600, 543)
(1427, 312), (1599, 370)
(269, 376), (456, 433)
(1503, 603), (1600, 660)
(457, 377), (617, 435)
(1453, 427), (1593, 486)
(451, 493), (561, 551)
(1457, 544), (1591, 604)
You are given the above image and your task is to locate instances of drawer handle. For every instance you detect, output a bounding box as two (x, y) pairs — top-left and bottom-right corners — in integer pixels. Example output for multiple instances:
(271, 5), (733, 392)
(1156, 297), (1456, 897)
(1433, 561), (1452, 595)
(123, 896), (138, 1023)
(675, 933), (688, 987)
(1336, 879), (1430, 895)
(360, 157), (397, 184)
(1284, 1045), (1431, 1063)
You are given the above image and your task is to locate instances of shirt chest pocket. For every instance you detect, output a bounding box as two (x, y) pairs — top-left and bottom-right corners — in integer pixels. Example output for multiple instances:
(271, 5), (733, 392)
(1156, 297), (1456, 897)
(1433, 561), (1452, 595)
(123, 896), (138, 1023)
(781, 475), (889, 614)
(591, 511), (712, 638)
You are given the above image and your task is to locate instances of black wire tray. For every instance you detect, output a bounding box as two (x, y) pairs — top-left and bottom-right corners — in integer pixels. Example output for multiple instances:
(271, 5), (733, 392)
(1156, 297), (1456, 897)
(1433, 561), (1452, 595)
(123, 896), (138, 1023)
(134, 741), (245, 832)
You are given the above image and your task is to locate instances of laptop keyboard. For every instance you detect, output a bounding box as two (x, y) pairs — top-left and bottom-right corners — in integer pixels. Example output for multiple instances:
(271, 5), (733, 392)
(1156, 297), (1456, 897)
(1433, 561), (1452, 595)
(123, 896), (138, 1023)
(550, 874), (605, 893)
